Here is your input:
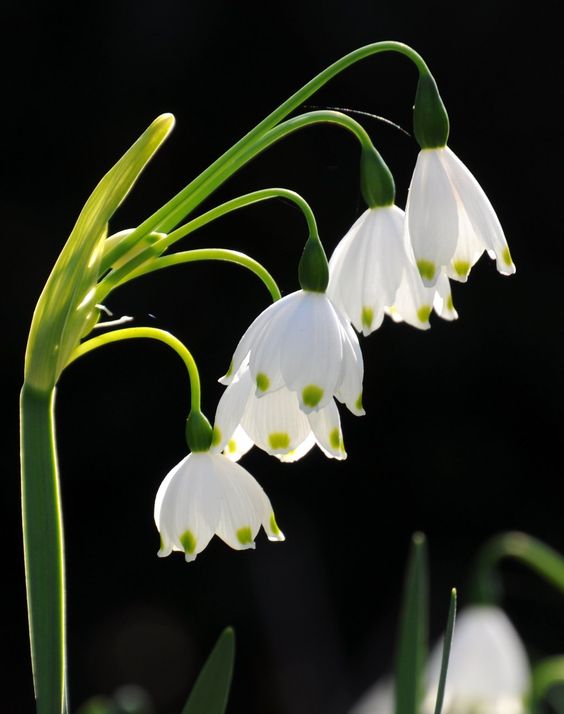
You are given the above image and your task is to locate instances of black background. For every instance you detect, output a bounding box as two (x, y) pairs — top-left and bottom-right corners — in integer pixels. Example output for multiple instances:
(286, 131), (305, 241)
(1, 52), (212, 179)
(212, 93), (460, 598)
(3, 1), (564, 713)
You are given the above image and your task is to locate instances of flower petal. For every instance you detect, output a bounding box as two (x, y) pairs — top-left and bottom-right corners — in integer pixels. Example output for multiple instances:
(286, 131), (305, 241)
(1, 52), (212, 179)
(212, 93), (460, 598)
(406, 148), (459, 286)
(213, 364), (253, 453)
(307, 398), (347, 459)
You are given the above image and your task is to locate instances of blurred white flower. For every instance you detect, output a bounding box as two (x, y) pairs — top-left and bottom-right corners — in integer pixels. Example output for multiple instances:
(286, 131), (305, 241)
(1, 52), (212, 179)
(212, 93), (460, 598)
(350, 606), (530, 714)
(220, 289), (365, 415)
(213, 361), (347, 462)
(405, 147), (516, 286)
(154, 451), (284, 562)
(328, 205), (457, 335)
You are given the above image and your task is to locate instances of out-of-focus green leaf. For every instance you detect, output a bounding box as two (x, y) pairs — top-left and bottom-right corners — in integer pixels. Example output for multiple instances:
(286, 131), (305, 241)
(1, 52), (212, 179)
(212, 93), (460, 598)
(25, 113), (174, 392)
(181, 628), (235, 714)
(433, 588), (457, 714)
(531, 656), (564, 714)
(394, 532), (429, 714)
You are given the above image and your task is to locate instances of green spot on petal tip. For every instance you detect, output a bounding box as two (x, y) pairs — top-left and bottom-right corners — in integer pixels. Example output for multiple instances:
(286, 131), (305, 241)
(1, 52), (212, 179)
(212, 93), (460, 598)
(236, 526), (253, 545)
(256, 372), (270, 392)
(180, 530), (197, 555)
(329, 427), (342, 450)
(502, 246), (513, 266)
(268, 432), (290, 449)
(211, 426), (221, 446)
(417, 259), (436, 282)
(270, 512), (282, 536)
(447, 294), (454, 311)
(361, 306), (374, 329)
(302, 384), (323, 408)
(417, 304), (432, 323)
(227, 439), (237, 453)
(225, 361), (233, 378)
(355, 393), (363, 412)
(453, 259), (470, 277)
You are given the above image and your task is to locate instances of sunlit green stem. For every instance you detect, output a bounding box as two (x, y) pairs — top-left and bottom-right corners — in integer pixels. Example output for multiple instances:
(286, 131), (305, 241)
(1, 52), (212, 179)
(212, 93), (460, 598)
(109, 41), (427, 246)
(21, 383), (66, 714)
(103, 106), (379, 271)
(531, 657), (564, 714)
(97, 187), (314, 301)
(67, 327), (202, 412)
(470, 531), (564, 604)
(115, 249), (281, 301)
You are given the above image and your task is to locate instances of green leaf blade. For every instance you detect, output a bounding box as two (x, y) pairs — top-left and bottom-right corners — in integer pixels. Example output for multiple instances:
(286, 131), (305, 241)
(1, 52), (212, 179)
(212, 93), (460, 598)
(394, 532), (429, 714)
(25, 113), (175, 391)
(181, 627), (235, 714)
(433, 588), (457, 714)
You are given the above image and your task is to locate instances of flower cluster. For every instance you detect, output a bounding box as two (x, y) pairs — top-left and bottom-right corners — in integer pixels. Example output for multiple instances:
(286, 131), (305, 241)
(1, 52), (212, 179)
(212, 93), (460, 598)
(153, 84), (515, 563)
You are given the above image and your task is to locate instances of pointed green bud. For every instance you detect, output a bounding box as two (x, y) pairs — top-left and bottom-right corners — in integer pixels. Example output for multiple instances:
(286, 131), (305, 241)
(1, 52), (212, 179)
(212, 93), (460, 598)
(360, 144), (395, 208)
(413, 72), (450, 149)
(185, 410), (214, 452)
(298, 235), (329, 292)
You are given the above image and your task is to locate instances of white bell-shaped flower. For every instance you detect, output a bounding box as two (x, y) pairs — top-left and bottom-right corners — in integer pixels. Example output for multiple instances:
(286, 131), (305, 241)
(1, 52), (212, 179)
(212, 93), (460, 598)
(214, 361), (347, 462)
(154, 451), (284, 562)
(328, 205), (457, 335)
(349, 606), (530, 714)
(220, 290), (365, 416)
(424, 606), (530, 714)
(405, 147), (516, 286)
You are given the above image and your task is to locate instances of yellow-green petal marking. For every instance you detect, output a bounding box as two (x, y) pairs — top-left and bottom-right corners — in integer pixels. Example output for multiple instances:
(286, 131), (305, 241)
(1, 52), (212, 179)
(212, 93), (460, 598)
(268, 432), (290, 449)
(302, 384), (323, 408)
(256, 372), (270, 392)
(417, 259), (436, 282)
(237, 526), (253, 545)
(180, 530), (197, 555)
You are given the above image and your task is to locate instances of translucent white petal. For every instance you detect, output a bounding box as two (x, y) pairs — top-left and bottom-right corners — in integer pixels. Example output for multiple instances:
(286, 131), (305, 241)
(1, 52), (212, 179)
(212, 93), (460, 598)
(389, 259), (433, 330)
(446, 201), (489, 282)
(248, 295), (301, 396)
(349, 678), (394, 714)
(276, 432), (316, 462)
(426, 606), (530, 702)
(280, 292), (343, 412)
(328, 206), (407, 335)
(222, 424), (255, 462)
(334, 308), (365, 415)
(433, 270), (458, 321)
(211, 454), (275, 550)
(307, 398), (346, 459)
(406, 149), (459, 286)
(154, 453), (221, 562)
(441, 147), (515, 276)
(240, 386), (311, 455)
(219, 293), (296, 385)
(212, 364), (253, 453)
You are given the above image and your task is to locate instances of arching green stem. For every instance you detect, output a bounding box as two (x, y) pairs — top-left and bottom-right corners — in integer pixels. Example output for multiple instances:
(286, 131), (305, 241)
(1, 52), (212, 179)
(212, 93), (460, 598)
(470, 531), (564, 604)
(67, 327), (202, 412)
(104, 41), (412, 267)
(97, 187), (316, 301)
(113, 249), (281, 302)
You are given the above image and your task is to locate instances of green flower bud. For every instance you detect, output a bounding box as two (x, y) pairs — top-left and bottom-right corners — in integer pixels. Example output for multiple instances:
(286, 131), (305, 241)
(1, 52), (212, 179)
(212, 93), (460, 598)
(298, 235), (329, 292)
(360, 145), (395, 208)
(413, 73), (450, 149)
(185, 410), (214, 452)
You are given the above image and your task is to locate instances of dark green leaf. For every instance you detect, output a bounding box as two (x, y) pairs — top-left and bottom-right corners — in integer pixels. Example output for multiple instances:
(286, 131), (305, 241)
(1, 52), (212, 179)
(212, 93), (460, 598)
(433, 588), (457, 714)
(181, 628), (235, 714)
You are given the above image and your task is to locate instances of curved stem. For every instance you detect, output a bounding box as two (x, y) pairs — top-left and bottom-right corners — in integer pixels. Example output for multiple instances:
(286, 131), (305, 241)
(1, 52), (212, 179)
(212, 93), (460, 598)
(115, 249), (282, 301)
(21, 383), (67, 714)
(67, 327), (202, 412)
(104, 39), (425, 262)
(102, 109), (370, 278)
(96, 187), (315, 302)
(470, 531), (564, 604)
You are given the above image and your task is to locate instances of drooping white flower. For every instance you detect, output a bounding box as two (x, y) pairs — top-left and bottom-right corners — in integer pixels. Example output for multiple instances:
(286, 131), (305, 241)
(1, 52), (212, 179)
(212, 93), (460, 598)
(220, 290), (365, 416)
(405, 147), (516, 286)
(349, 606), (530, 714)
(214, 361), (347, 462)
(154, 450), (284, 562)
(328, 205), (457, 335)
